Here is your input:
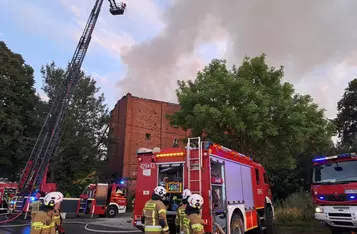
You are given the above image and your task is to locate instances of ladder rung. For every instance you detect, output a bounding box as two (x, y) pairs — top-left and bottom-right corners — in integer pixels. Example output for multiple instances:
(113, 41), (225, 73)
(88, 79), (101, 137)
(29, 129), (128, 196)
(190, 168), (200, 171)
(190, 180), (200, 182)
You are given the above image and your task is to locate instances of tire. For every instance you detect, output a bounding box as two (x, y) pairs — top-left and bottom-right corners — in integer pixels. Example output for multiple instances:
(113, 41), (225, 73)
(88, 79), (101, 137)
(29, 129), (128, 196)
(230, 214), (244, 234)
(264, 205), (273, 234)
(106, 206), (118, 218)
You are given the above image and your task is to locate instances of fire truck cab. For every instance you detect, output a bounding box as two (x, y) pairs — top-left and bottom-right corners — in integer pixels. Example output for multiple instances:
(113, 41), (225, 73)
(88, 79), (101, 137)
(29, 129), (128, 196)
(312, 153), (357, 233)
(132, 137), (274, 234)
(61, 183), (128, 218)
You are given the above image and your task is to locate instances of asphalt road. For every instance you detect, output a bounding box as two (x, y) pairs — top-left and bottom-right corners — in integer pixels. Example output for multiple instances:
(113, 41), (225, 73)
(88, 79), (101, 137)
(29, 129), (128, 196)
(0, 223), (144, 234)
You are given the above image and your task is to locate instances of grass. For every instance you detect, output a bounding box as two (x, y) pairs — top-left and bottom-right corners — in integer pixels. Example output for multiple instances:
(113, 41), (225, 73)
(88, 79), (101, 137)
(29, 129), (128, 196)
(274, 191), (329, 233)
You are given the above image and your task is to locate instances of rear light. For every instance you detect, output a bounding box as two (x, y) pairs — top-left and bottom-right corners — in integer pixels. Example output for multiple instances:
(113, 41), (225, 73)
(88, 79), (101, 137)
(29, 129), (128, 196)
(203, 219), (208, 225)
(138, 157), (142, 162)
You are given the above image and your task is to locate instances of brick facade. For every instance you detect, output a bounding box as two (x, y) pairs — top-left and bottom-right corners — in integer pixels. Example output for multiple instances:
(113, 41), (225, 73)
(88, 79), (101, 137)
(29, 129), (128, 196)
(108, 93), (188, 182)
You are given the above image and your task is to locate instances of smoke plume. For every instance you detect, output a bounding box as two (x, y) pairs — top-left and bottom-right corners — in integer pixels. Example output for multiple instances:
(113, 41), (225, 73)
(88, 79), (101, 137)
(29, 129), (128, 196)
(117, 0), (357, 106)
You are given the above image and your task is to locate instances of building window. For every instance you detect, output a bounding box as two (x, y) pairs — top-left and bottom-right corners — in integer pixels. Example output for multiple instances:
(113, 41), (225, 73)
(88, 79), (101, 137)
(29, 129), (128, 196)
(146, 133), (151, 140)
(173, 139), (179, 147)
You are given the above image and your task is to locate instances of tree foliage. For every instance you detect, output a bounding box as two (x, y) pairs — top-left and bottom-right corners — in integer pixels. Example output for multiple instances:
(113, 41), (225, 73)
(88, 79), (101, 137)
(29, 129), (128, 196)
(169, 55), (334, 198)
(41, 62), (109, 195)
(334, 78), (357, 151)
(0, 41), (45, 179)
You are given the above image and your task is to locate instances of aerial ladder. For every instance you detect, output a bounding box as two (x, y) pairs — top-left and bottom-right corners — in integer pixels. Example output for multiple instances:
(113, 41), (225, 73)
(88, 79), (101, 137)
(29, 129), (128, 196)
(0, 0), (126, 223)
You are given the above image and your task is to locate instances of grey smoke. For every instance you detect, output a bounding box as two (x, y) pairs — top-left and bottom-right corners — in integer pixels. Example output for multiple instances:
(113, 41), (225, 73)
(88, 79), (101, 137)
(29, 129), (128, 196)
(117, 0), (357, 104)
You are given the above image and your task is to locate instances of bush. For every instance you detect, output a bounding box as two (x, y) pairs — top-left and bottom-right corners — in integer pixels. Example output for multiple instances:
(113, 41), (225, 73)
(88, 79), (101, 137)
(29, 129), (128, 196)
(275, 191), (316, 226)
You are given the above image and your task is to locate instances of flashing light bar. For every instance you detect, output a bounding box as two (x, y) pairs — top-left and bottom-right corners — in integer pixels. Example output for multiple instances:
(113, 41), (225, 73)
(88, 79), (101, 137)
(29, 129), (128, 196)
(318, 195), (356, 200)
(156, 152), (184, 158)
(313, 152), (356, 162)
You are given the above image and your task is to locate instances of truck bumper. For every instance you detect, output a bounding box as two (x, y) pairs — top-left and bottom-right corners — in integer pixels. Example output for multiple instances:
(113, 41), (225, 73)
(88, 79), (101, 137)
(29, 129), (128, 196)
(315, 205), (357, 230)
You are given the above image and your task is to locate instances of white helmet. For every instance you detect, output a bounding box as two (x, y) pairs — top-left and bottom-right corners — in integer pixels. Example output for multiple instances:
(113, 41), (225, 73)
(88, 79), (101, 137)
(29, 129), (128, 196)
(188, 194), (203, 209)
(154, 186), (167, 197)
(182, 189), (192, 199)
(44, 192), (64, 207)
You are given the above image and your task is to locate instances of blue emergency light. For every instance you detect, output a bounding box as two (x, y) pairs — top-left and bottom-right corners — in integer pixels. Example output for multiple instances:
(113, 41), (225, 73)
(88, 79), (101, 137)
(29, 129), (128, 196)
(312, 152), (356, 162)
(120, 180), (125, 185)
(30, 197), (35, 201)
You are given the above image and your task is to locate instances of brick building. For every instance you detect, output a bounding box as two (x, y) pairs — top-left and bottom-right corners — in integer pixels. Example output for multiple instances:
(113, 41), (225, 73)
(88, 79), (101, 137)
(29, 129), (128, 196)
(108, 93), (189, 183)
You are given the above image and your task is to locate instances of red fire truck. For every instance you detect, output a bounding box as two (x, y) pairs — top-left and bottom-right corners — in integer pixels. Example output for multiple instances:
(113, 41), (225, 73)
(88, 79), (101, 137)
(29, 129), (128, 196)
(8, 182), (128, 218)
(312, 152), (357, 233)
(0, 180), (17, 212)
(132, 137), (274, 234)
(60, 182), (128, 218)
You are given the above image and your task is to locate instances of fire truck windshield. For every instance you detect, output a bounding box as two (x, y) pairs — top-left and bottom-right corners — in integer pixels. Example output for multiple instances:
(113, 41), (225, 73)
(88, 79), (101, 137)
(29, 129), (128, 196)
(313, 160), (357, 184)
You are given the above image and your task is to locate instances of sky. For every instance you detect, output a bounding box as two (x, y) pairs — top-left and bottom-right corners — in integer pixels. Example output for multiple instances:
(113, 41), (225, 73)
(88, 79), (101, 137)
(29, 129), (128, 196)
(1, 0), (357, 121)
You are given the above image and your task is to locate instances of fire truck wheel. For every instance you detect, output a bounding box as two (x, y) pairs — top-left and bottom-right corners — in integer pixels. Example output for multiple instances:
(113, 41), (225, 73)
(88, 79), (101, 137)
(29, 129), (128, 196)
(264, 205), (273, 234)
(106, 206), (118, 218)
(230, 213), (244, 234)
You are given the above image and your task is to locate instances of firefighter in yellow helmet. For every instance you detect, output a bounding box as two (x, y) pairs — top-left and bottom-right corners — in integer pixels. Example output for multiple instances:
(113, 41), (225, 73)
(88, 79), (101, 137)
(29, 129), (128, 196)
(175, 189), (192, 234)
(182, 194), (205, 234)
(141, 186), (170, 234)
(30, 191), (63, 234)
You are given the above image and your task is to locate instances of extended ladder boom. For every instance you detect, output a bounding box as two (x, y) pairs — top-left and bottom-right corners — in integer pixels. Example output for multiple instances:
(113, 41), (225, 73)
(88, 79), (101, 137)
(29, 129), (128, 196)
(18, 0), (106, 195)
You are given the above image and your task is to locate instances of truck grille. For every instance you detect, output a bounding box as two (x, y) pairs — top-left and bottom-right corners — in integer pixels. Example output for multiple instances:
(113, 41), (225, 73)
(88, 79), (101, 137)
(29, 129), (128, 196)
(328, 213), (354, 227)
(320, 194), (355, 201)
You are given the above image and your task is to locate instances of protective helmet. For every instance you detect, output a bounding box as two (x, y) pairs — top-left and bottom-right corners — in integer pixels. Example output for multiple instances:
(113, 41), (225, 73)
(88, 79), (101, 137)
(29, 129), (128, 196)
(43, 192), (64, 207)
(188, 194), (203, 209)
(182, 189), (192, 199)
(154, 186), (167, 197)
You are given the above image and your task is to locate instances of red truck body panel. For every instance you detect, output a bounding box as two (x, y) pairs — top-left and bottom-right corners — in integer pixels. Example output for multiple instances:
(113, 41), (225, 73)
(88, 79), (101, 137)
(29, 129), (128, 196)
(133, 140), (273, 233)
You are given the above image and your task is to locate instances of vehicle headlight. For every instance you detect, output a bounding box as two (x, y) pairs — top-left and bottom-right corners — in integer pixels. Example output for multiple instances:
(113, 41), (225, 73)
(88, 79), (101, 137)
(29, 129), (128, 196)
(315, 206), (324, 213)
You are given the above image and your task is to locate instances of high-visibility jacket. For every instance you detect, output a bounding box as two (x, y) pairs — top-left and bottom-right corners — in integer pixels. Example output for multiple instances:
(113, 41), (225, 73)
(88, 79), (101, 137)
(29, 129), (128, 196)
(52, 209), (61, 226)
(182, 213), (205, 234)
(30, 211), (56, 234)
(142, 199), (169, 234)
(175, 204), (187, 233)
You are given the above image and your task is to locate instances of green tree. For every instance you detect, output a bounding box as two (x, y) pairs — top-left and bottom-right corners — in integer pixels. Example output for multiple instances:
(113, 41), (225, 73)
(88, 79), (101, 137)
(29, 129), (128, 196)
(0, 41), (45, 179)
(41, 62), (109, 195)
(168, 55), (334, 198)
(334, 79), (357, 151)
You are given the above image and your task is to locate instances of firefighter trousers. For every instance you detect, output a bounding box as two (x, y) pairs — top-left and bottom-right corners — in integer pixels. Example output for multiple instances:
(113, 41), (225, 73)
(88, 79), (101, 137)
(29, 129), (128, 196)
(144, 225), (165, 234)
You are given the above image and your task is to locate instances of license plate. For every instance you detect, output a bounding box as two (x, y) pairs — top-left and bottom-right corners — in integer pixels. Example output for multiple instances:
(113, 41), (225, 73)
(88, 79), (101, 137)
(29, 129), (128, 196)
(345, 189), (357, 194)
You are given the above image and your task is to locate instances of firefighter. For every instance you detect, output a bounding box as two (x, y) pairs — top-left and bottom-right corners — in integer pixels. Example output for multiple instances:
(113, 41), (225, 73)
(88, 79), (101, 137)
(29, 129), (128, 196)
(31, 193), (43, 220)
(52, 192), (65, 234)
(182, 194), (205, 234)
(141, 186), (170, 234)
(30, 191), (63, 234)
(175, 189), (192, 234)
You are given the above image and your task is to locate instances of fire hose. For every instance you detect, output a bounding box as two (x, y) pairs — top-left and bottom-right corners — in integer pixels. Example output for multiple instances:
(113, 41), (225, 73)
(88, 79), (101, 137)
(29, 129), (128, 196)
(0, 220), (140, 233)
(0, 199), (29, 224)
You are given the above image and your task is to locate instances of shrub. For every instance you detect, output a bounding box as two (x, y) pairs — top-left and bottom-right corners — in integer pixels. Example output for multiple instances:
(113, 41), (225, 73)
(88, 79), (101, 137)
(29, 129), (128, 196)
(275, 190), (316, 226)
